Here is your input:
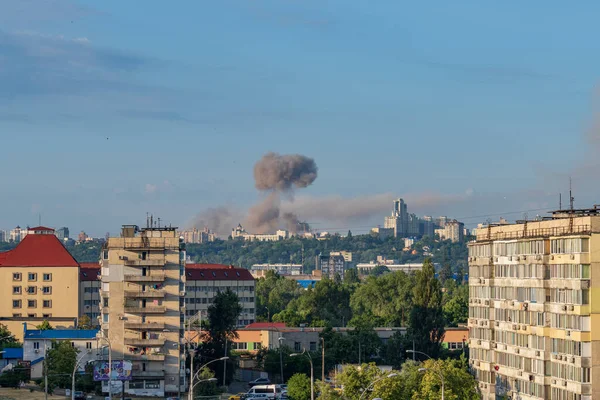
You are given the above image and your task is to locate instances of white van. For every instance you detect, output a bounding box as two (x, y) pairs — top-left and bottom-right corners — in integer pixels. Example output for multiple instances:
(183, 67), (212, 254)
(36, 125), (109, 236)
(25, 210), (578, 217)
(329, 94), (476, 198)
(245, 384), (282, 399)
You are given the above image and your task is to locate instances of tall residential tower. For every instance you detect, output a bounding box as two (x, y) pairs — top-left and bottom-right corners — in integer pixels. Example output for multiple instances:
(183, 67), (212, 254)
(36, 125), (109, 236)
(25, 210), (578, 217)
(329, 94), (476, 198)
(100, 224), (185, 398)
(469, 208), (600, 400)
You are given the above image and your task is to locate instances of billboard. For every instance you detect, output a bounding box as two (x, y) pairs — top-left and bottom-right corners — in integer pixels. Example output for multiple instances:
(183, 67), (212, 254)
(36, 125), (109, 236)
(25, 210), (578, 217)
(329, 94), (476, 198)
(93, 360), (132, 381)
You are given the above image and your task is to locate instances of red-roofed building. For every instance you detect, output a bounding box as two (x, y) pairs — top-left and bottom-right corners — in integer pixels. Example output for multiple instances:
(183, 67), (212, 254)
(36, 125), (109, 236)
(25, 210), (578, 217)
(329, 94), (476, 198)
(79, 263), (101, 324)
(0, 229), (82, 340)
(184, 263), (256, 327)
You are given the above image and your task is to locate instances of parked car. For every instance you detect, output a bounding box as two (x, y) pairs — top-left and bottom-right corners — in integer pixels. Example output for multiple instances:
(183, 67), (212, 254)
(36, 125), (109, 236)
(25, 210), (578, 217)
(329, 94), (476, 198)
(279, 384), (288, 391)
(245, 395), (268, 399)
(248, 377), (271, 387)
(229, 393), (247, 400)
(74, 391), (86, 400)
(279, 390), (289, 399)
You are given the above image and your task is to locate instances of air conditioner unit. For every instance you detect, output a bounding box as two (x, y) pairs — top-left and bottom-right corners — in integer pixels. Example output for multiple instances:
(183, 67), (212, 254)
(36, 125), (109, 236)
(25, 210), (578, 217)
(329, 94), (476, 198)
(509, 256), (513, 261)
(566, 331), (571, 337)
(570, 254), (575, 260)
(511, 301), (515, 307)
(569, 305), (575, 311)
(563, 381), (567, 387)
(523, 255), (527, 261)
(516, 256), (520, 261)
(118, 316), (124, 320)
(475, 361), (480, 366)
(492, 343), (497, 348)
(517, 371), (522, 376)
(179, 291), (186, 296)
(522, 325), (527, 330)
(515, 348), (520, 354)
(485, 300), (490, 306)
(34, 349), (39, 354)
(536, 351), (540, 357)
(553, 354), (558, 360)
(551, 255), (554, 260)
(495, 321), (500, 327)
(495, 258), (499, 262)
(571, 357), (575, 363)
(170, 377), (175, 381)
(562, 305), (567, 311)
(477, 340), (482, 345)
(536, 255), (541, 261)
(552, 379), (557, 384)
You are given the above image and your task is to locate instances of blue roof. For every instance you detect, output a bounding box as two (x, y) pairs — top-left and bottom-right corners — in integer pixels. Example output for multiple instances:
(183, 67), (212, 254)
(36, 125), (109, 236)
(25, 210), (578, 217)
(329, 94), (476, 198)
(0, 348), (23, 359)
(24, 329), (99, 340)
(297, 280), (318, 288)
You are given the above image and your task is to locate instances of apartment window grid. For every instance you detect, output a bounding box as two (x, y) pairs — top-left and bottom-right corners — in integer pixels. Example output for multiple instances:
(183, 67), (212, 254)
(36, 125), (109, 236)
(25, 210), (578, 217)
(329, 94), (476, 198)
(43, 273), (52, 282)
(28, 273), (37, 281)
(43, 300), (52, 308)
(28, 300), (36, 308)
(42, 286), (52, 294)
(27, 286), (37, 295)
(12, 300), (21, 308)
(12, 273), (21, 281)
(12, 286), (21, 295)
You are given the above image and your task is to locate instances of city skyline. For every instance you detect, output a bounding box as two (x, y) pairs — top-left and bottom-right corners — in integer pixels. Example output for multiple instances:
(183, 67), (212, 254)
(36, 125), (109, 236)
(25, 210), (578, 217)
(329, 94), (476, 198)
(2, 1), (600, 236)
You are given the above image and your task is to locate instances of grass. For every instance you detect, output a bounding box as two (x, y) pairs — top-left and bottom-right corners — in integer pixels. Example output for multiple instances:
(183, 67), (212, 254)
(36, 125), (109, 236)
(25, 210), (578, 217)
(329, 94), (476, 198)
(0, 387), (48, 399)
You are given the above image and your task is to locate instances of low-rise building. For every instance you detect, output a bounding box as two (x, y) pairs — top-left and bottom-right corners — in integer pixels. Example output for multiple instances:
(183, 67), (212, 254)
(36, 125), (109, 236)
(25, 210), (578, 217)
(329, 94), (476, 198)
(231, 224), (289, 242)
(23, 328), (99, 378)
(179, 227), (216, 244)
(356, 261), (425, 275)
(184, 263), (256, 327)
(315, 253), (346, 279)
(250, 263), (303, 278)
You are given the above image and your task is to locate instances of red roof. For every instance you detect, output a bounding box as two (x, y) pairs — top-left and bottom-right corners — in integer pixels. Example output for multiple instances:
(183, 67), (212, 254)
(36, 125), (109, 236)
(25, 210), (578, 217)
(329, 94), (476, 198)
(245, 322), (287, 329)
(0, 233), (79, 267)
(80, 262), (101, 281)
(185, 264), (254, 281)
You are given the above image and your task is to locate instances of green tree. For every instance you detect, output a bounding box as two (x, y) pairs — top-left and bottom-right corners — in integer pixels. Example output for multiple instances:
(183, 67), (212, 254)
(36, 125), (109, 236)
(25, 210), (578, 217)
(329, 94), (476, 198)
(36, 320), (54, 330)
(0, 324), (20, 348)
(194, 367), (219, 396)
(343, 268), (360, 286)
(413, 358), (479, 400)
(76, 363), (101, 394)
(197, 289), (242, 385)
(407, 259), (444, 358)
(369, 265), (390, 277)
(438, 261), (452, 284)
(443, 284), (468, 327)
(78, 315), (92, 329)
(287, 373), (312, 400)
(316, 380), (341, 400)
(336, 363), (381, 400)
(256, 271), (302, 321)
(45, 340), (78, 391)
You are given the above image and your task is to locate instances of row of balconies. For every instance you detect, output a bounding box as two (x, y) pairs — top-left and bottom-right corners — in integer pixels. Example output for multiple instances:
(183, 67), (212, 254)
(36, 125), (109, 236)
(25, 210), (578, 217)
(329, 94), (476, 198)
(124, 322), (165, 330)
(124, 273), (166, 283)
(469, 253), (590, 264)
(124, 338), (166, 346)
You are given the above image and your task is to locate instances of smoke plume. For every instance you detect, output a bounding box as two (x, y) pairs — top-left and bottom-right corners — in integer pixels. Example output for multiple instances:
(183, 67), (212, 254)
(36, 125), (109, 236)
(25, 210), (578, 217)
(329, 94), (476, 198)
(243, 152), (318, 233)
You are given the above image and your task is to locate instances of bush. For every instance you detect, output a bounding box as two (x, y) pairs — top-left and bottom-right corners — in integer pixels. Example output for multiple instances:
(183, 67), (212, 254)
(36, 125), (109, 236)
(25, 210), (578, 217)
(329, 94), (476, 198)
(287, 373), (311, 400)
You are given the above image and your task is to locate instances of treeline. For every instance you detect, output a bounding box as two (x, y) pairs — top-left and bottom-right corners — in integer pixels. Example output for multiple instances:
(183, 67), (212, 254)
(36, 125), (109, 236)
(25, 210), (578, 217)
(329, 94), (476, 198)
(185, 234), (469, 273)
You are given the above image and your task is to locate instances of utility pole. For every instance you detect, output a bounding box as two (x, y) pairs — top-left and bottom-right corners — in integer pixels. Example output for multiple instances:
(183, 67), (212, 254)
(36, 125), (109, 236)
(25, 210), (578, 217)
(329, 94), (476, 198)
(44, 352), (48, 400)
(223, 339), (227, 387)
(321, 337), (325, 382)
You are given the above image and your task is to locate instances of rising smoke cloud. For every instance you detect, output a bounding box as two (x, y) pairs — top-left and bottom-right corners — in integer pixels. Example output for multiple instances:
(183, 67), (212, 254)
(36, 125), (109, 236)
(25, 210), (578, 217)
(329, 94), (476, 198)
(188, 152), (318, 236)
(245, 152), (318, 233)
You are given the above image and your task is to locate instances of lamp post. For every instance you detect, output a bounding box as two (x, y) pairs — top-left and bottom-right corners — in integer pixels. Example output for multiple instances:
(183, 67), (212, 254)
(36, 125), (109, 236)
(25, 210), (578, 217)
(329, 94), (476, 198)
(419, 368), (444, 400)
(188, 357), (229, 400)
(71, 352), (93, 400)
(321, 337), (325, 383)
(359, 373), (398, 400)
(406, 349), (432, 360)
(278, 337), (284, 384)
(290, 350), (314, 400)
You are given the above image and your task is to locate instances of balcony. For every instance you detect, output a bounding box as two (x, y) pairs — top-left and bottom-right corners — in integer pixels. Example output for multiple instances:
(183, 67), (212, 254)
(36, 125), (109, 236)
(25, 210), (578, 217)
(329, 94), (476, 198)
(124, 306), (166, 314)
(131, 370), (165, 378)
(124, 259), (165, 267)
(124, 290), (165, 299)
(129, 354), (166, 361)
(125, 322), (165, 330)
(123, 273), (165, 283)
(124, 338), (166, 347)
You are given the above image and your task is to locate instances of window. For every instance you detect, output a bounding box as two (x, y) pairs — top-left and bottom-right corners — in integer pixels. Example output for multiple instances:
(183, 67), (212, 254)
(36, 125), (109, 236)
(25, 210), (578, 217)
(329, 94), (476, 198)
(42, 287), (51, 294)
(103, 298), (109, 307)
(28, 273), (37, 281)
(33, 342), (40, 350)
(102, 250), (108, 260)
(294, 342), (302, 352)
(43, 273), (52, 282)
(13, 286), (21, 295)
(13, 273), (21, 281)
(13, 300), (21, 308)
(103, 314), (109, 323)
(27, 286), (36, 295)
(12, 313), (21, 317)
(129, 381), (143, 389)
(145, 381), (160, 389)
(28, 314), (35, 318)
(28, 300), (36, 308)
(309, 342), (317, 351)
(42, 314), (51, 318)
(86, 342), (93, 349)
(254, 342), (262, 350)
(43, 300), (52, 308)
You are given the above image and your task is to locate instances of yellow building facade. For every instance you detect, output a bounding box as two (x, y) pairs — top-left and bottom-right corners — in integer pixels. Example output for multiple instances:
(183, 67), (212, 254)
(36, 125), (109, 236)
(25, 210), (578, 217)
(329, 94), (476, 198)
(469, 211), (600, 400)
(0, 227), (80, 341)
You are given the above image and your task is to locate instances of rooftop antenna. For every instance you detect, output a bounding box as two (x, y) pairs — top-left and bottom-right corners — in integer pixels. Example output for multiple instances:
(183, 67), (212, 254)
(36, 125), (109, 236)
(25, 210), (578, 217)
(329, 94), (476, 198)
(146, 212), (150, 228)
(569, 177), (574, 211)
(559, 193), (562, 211)
(158, 218), (161, 228)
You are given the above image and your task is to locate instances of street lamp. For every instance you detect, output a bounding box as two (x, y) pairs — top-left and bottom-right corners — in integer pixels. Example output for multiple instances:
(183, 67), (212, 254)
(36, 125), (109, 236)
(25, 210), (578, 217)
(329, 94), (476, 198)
(278, 336), (284, 384)
(419, 368), (445, 400)
(188, 357), (229, 400)
(406, 349), (432, 360)
(359, 373), (398, 400)
(71, 352), (93, 400)
(290, 350), (314, 400)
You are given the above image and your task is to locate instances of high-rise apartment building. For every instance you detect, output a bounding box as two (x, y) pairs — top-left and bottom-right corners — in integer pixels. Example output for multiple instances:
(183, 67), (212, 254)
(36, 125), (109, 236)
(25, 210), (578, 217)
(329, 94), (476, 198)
(55, 227), (70, 241)
(439, 220), (465, 243)
(469, 209), (600, 400)
(9, 226), (27, 242)
(100, 225), (185, 398)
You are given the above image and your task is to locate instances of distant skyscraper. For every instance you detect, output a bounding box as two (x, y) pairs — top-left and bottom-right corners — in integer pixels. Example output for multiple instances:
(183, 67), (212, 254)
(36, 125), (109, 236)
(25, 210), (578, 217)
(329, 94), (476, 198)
(55, 227), (69, 241)
(9, 226), (27, 242)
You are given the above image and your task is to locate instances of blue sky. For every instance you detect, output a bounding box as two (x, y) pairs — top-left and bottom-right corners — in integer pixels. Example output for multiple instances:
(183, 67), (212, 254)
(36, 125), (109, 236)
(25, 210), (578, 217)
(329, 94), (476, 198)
(1, 0), (600, 236)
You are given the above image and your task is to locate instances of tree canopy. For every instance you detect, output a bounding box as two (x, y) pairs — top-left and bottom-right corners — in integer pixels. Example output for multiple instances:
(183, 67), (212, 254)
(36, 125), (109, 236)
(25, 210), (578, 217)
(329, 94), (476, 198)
(287, 373), (312, 400)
